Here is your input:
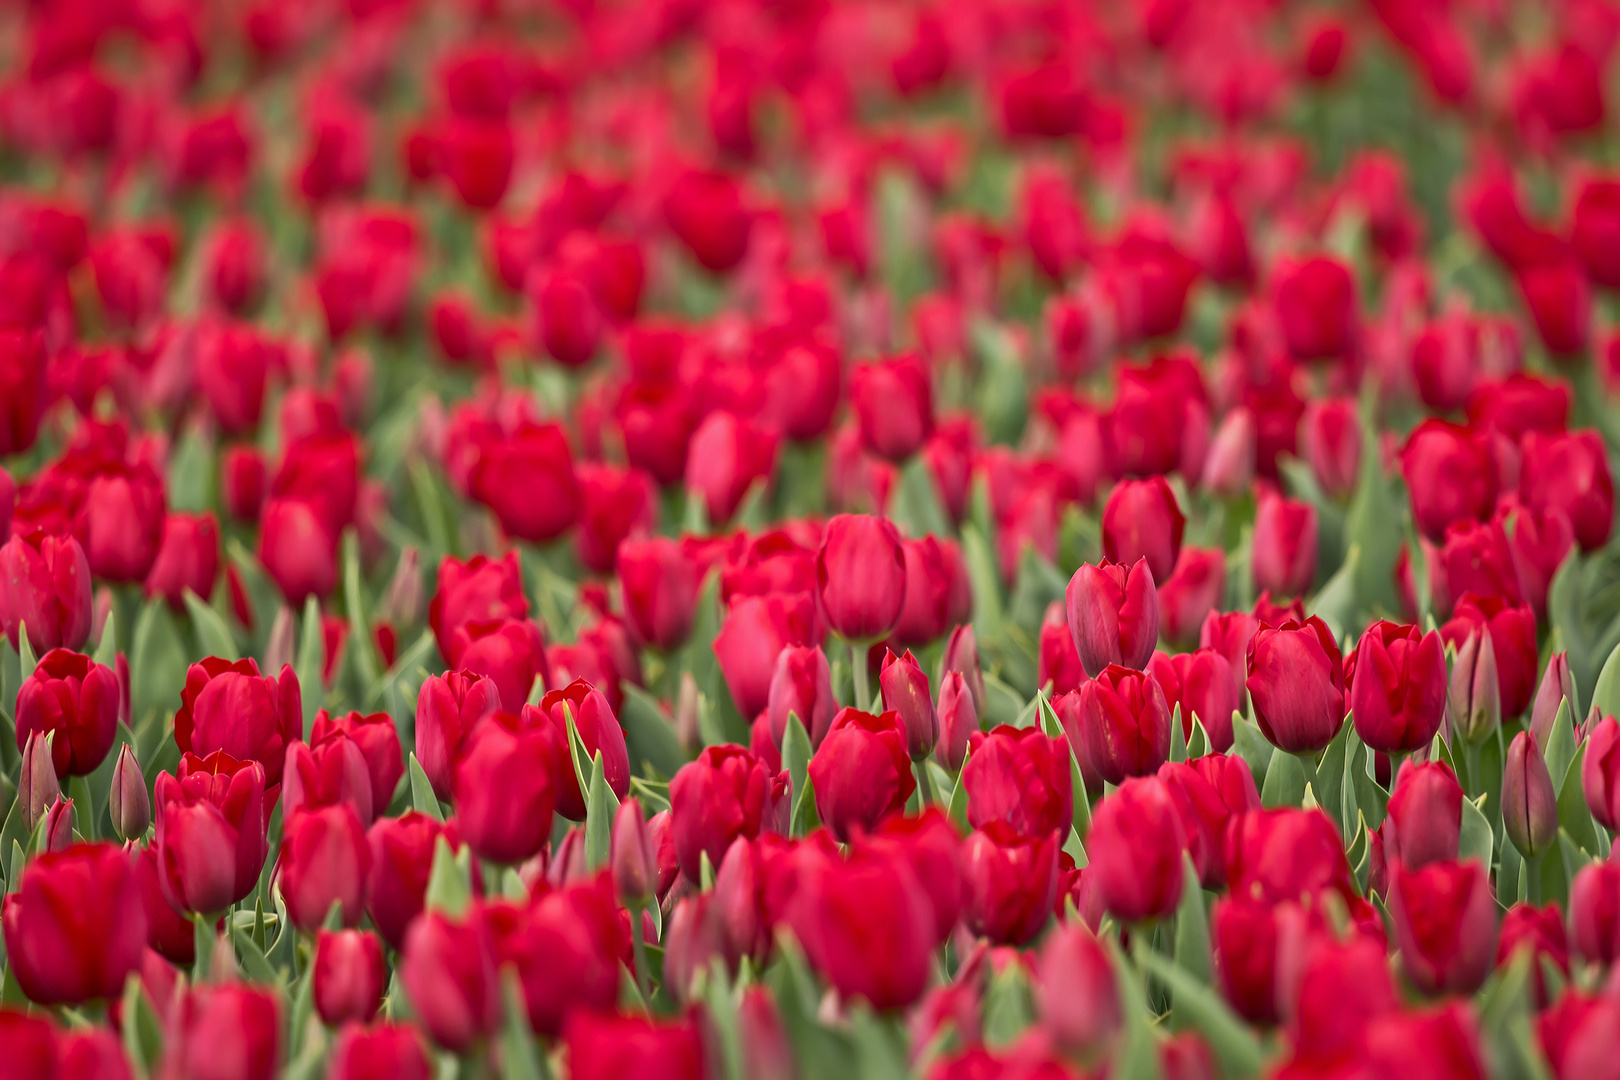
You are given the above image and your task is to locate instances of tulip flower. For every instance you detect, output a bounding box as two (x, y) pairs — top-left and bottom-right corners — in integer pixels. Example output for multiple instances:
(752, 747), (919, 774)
(487, 876), (627, 1035)
(714, 592), (819, 721)
(880, 648), (939, 760)
(669, 745), (771, 883)
(1157, 547), (1226, 652)
(962, 725), (1073, 837)
(1300, 397), (1362, 500)
(469, 423), (580, 544)
(538, 679), (631, 820)
(851, 354), (934, 463)
(1251, 493), (1317, 599)
(565, 1010), (708, 1080)
(1147, 648), (1238, 752)
(768, 644), (836, 749)
(428, 551), (528, 665)
(1569, 860), (1620, 966)
(1520, 429), (1615, 552)
(1401, 420), (1498, 542)
(14, 648), (119, 778)
(1158, 760), (1251, 890)
(0, 530), (91, 654)
(1, 843), (147, 1005)
(1036, 921), (1121, 1060)
(1065, 559), (1159, 678)
(366, 813), (479, 952)
(164, 983), (283, 1080)
(154, 752), (268, 916)
(413, 670), (500, 802)
(174, 656), (303, 792)
(328, 1025), (433, 1080)
(447, 617), (548, 714)
(453, 710), (560, 865)
(1503, 731), (1559, 859)
(400, 909), (500, 1053)
(1101, 477), (1186, 584)
(935, 670), (978, 772)
(941, 623), (988, 716)
(961, 823), (1059, 945)
(617, 537), (699, 651)
(109, 744), (150, 841)
(816, 513), (908, 643)
(809, 707), (915, 841)
(1073, 664), (1172, 785)
(1349, 621), (1447, 753)
(1389, 858), (1498, 996)
(1581, 714), (1620, 831)
(314, 929), (387, 1026)
(1384, 761), (1463, 869)
(1440, 594), (1539, 721)
(1245, 617), (1345, 754)
(280, 803), (372, 931)
(1495, 902), (1570, 1008)
(259, 497), (338, 604)
(1225, 807), (1356, 906)
(1087, 777), (1187, 924)
(311, 710), (404, 821)
(1530, 653), (1578, 751)
(1211, 897), (1282, 1024)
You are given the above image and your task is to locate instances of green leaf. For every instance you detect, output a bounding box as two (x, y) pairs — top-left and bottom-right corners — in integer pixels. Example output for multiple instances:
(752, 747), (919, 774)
(1314, 719), (1353, 840)
(792, 774), (821, 838)
(1169, 703), (1187, 764)
(1108, 940), (1163, 1080)
(7, 840), (22, 895)
(294, 595), (324, 738)
(1459, 793), (1494, 870)
(584, 750), (619, 873)
(619, 683), (689, 779)
(702, 960), (745, 1080)
(407, 458), (455, 558)
(1173, 854), (1211, 985)
(192, 914), (217, 982)
(424, 836), (473, 918)
(342, 530), (379, 690)
(1231, 715), (1272, 792)
(121, 972), (165, 1074)
(408, 754), (444, 821)
(1136, 950), (1266, 1079)
(1591, 637), (1620, 721)
(887, 457), (952, 540)
(363, 628), (436, 714)
(93, 609), (118, 669)
(981, 962), (1036, 1049)
(184, 589), (238, 661)
(1188, 716), (1211, 760)
(231, 918), (282, 985)
(17, 622), (36, 680)
(1558, 743), (1601, 855)
(962, 524), (1004, 648)
(1543, 698), (1577, 798)
(1351, 736), (1390, 830)
(1260, 746), (1308, 809)
(565, 709), (593, 799)
(500, 970), (545, 1080)
(948, 745), (972, 831)
(982, 672), (1025, 728)
(783, 713), (813, 810)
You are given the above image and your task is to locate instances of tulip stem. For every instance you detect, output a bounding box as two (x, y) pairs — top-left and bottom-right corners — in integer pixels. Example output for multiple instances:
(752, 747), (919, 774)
(915, 758), (938, 807)
(630, 902), (651, 1005)
(1525, 853), (1542, 905)
(850, 641), (870, 711)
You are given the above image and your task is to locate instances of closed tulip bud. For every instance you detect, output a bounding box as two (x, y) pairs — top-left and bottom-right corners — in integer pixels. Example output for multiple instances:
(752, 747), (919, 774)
(1210, 897), (1282, 1024)
(1390, 858), (1498, 996)
(15, 648), (120, 778)
(1384, 761), (1463, 869)
(851, 354), (934, 463)
(1202, 407), (1256, 498)
(1088, 777), (1187, 924)
(1569, 860), (1620, 965)
(1246, 617), (1345, 754)
(1300, 398), (1363, 501)
(19, 730), (60, 832)
(469, 423), (581, 545)
(314, 929), (386, 1026)
(768, 644), (835, 749)
(1441, 594), (1539, 721)
(1, 842), (147, 1005)
(1447, 630), (1501, 745)
(41, 797), (74, 852)
(1350, 621), (1448, 753)
(414, 670), (501, 802)
(1251, 493), (1317, 599)
(963, 725), (1074, 837)
(162, 983), (284, 1080)
(144, 512), (221, 611)
(666, 168), (752, 274)
(816, 514), (908, 642)
(400, 909), (500, 1053)
(612, 798), (657, 908)
(1075, 664), (1173, 784)
(617, 537), (699, 651)
(0, 530), (92, 654)
(1504, 731), (1559, 859)
(1581, 715), (1620, 831)
(280, 803), (372, 932)
(1036, 920), (1121, 1060)
(663, 893), (728, 1002)
(941, 624), (987, 717)
(109, 744), (149, 841)
(881, 649), (939, 760)
(810, 707), (916, 841)
(686, 411), (780, 526)
(328, 1024), (433, 1080)
(739, 986), (794, 1080)
(454, 710), (560, 865)
(1102, 477), (1186, 584)
(1158, 548), (1227, 653)
(1531, 652), (1578, 751)
(1065, 559), (1159, 678)
(669, 745), (770, 883)
(782, 848), (935, 1011)
(961, 823), (1060, 945)
(259, 497), (338, 604)
(935, 670), (978, 771)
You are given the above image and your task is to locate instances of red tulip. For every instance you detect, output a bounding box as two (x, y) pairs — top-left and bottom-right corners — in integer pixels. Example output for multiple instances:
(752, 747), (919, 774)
(487, 875), (626, 1035)
(1065, 559), (1159, 678)
(0, 328), (48, 456)
(686, 411), (780, 526)
(961, 823), (1059, 945)
(14, 648), (119, 778)
(809, 707), (916, 841)
(222, 446), (267, 523)
(1074, 664), (1173, 785)
(1401, 420), (1498, 542)
(565, 1010), (708, 1080)
(412, 670), (499, 802)
(163, 983), (283, 1080)
(851, 354), (935, 463)
(1102, 477), (1186, 584)
(1, 843), (146, 1005)
(715, 591), (819, 720)
(617, 537), (699, 651)
(669, 745), (771, 883)
(1273, 255), (1358, 363)
(428, 551), (527, 667)
(400, 909), (500, 1052)
(1300, 397), (1363, 500)
(768, 644), (836, 749)
(1225, 807), (1355, 906)
(1389, 858), (1498, 996)
(155, 751), (268, 915)
(174, 657), (302, 791)
(447, 618), (548, 716)
(1157, 547), (1226, 653)
(1384, 760), (1463, 870)
(891, 535), (965, 648)
(1581, 715), (1620, 831)
(1251, 493), (1317, 599)
(0, 531), (91, 654)
(1211, 897), (1282, 1024)
(1087, 777), (1187, 923)
(280, 803), (371, 931)
(258, 497), (338, 604)
(366, 812), (479, 951)
(1147, 648), (1238, 753)
(328, 1024), (433, 1080)
(1520, 429), (1614, 552)
(470, 423), (580, 544)
(880, 649), (939, 760)
(1570, 860), (1620, 966)
(314, 929), (386, 1026)
(816, 513), (908, 642)
(962, 725), (1073, 838)
(665, 168), (752, 274)
(537, 679), (630, 820)
(1495, 902), (1569, 1008)
(1160, 758), (1255, 890)
(1440, 594), (1539, 720)
(1245, 617), (1345, 754)
(453, 710), (560, 865)
(1349, 621), (1447, 753)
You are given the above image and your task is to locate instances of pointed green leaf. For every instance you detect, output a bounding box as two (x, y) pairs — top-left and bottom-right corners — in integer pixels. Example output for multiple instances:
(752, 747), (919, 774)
(981, 962), (1036, 1049)
(121, 972), (165, 1073)
(183, 589), (238, 661)
(1231, 714), (1272, 791)
(1188, 716), (1211, 760)
(1315, 719), (1353, 839)
(93, 609), (118, 669)
(783, 713), (813, 809)
(1591, 638), (1620, 721)
(1174, 854), (1211, 984)
(1260, 746), (1307, 809)
(231, 919), (282, 985)
(342, 530), (379, 689)
(1136, 950), (1265, 1079)
(565, 708), (592, 798)
(1460, 793), (1494, 870)
(500, 969), (545, 1080)
(17, 623), (36, 680)
(1170, 703), (1187, 763)
(192, 913), (217, 981)
(408, 754), (444, 821)
(295, 595), (324, 736)
(1558, 743), (1601, 854)
(949, 746), (972, 831)
(1544, 698), (1577, 797)
(619, 683), (689, 779)
(424, 836), (472, 917)
(1108, 939), (1163, 1080)
(584, 750), (619, 872)
(791, 775), (821, 839)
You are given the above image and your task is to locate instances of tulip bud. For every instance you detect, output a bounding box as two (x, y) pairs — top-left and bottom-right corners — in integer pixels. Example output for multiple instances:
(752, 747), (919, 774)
(1035, 920), (1121, 1061)
(1246, 617), (1346, 754)
(108, 744), (150, 841)
(767, 645), (835, 749)
(961, 823), (1060, 945)
(1088, 776), (1187, 924)
(1389, 859), (1498, 996)
(1384, 761), (1463, 869)
(964, 726), (1073, 837)
(1569, 860), (1620, 966)
(1504, 731), (1559, 859)
(1448, 630), (1500, 744)
(313, 928), (387, 1026)
(1065, 559), (1159, 678)
(816, 514), (907, 642)
(880, 649), (938, 760)
(265, 605), (296, 675)
(1581, 714), (1620, 831)
(1201, 407), (1256, 499)
(1251, 493), (1318, 600)
(1101, 477), (1186, 584)
(42, 797), (74, 852)
(20, 730), (60, 832)
(1075, 665), (1173, 784)
(1530, 652), (1577, 752)
(935, 670), (978, 771)
(611, 799), (657, 909)
(1349, 621), (1448, 754)
(941, 624), (987, 717)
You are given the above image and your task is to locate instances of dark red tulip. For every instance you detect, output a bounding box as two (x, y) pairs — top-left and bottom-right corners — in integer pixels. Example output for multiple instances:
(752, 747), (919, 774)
(617, 537), (699, 651)
(144, 512), (221, 612)
(1274, 255), (1358, 363)
(686, 410), (780, 526)
(1065, 559), (1159, 678)
(222, 445), (267, 523)
(311, 710), (403, 821)
(155, 751), (268, 915)
(880, 649), (939, 760)
(1074, 664), (1173, 785)
(532, 268), (601, 369)
(537, 679), (630, 820)
(487, 875), (626, 1035)
(1440, 594), (1539, 721)
(1349, 621), (1447, 753)
(1, 842), (146, 1005)
(174, 657), (302, 792)
(1384, 760), (1463, 870)
(0, 531), (91, 654)
(400, 909), (500, 1053)
(366, 813), (479, 952)
(1211, 897), (1282, 1024)
(1520, 429), (1614, 552)
(448, 618), (548, 716)
(815, 514), (908, 642)
(1147, 648), (1238, 753)
(14, 648), (119, 778)
(163, 983), (283, 1080)
(413, 670), (499, 802)
(314, 929), (386, 1026)
(962, 725), (1073, 837)
(891, 535), (965, 648)
(575, 464), (656, 575)
(470, 422), (580, 544)
(328, 1024), (433, 1080)
(258, 497), (338, 604)
(0, 329), (48, 456)
(1157, 547), (1226, 653)
(1401, 420), (1498, 542)
(809, 708), (916, 842)
(714, 591), (819, 720)
(282, 729), (374, 826)
(961, 823), (1059, 945)
(1246, 617), (1345, 754)
(768, 644), (836, 749)
(1102, 477), (1186, 584)
(1495, 902), (1569, 1009)
(1160, 757), (1254, 890)
(1503, 730), (1559, 859)
(1570, 860), (1620, 966)
(670, 745), (770, 883)
(453, 710), (560, 865)
(280, 803), (371, 931)
(443, 118), (513, 209)
(851, 354), (935, 463)
(1251, 493), (1317, 599)
(1389, 858), (1498, 996)
(565, 1009), (708, 1080)
(665, 168), (752, 274)
(428, 551), (527, 667)
(1039, 607), (1087, 695)
(1225, 808), (1356, 906)
(1199, 608), (1259, 707)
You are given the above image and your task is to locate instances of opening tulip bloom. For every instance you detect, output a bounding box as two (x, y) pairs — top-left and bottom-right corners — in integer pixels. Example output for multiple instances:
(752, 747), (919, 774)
(0, 530), (91, 654)
(1245, 617), (1345, 754)
(808, 707), (916, 841)
(14, 648), (119, 778)
(669, 745), (771, 883)
(1073, 664), (1172, 785)
(174, 657), (303, 793)
(1383, 761), (1463, 869)
(1349, 621), (1447, 753)
(1, 842), (148, 1006)
(1086, 776), (1187, 924)
(1065, 558), (1159, 678)
(962, 725), (1074, 837)
(1389, 858), (1498, 997)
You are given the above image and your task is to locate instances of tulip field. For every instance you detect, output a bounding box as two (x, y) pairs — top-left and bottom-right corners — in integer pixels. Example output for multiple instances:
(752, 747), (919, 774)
(8, 0), (1620, 1078)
